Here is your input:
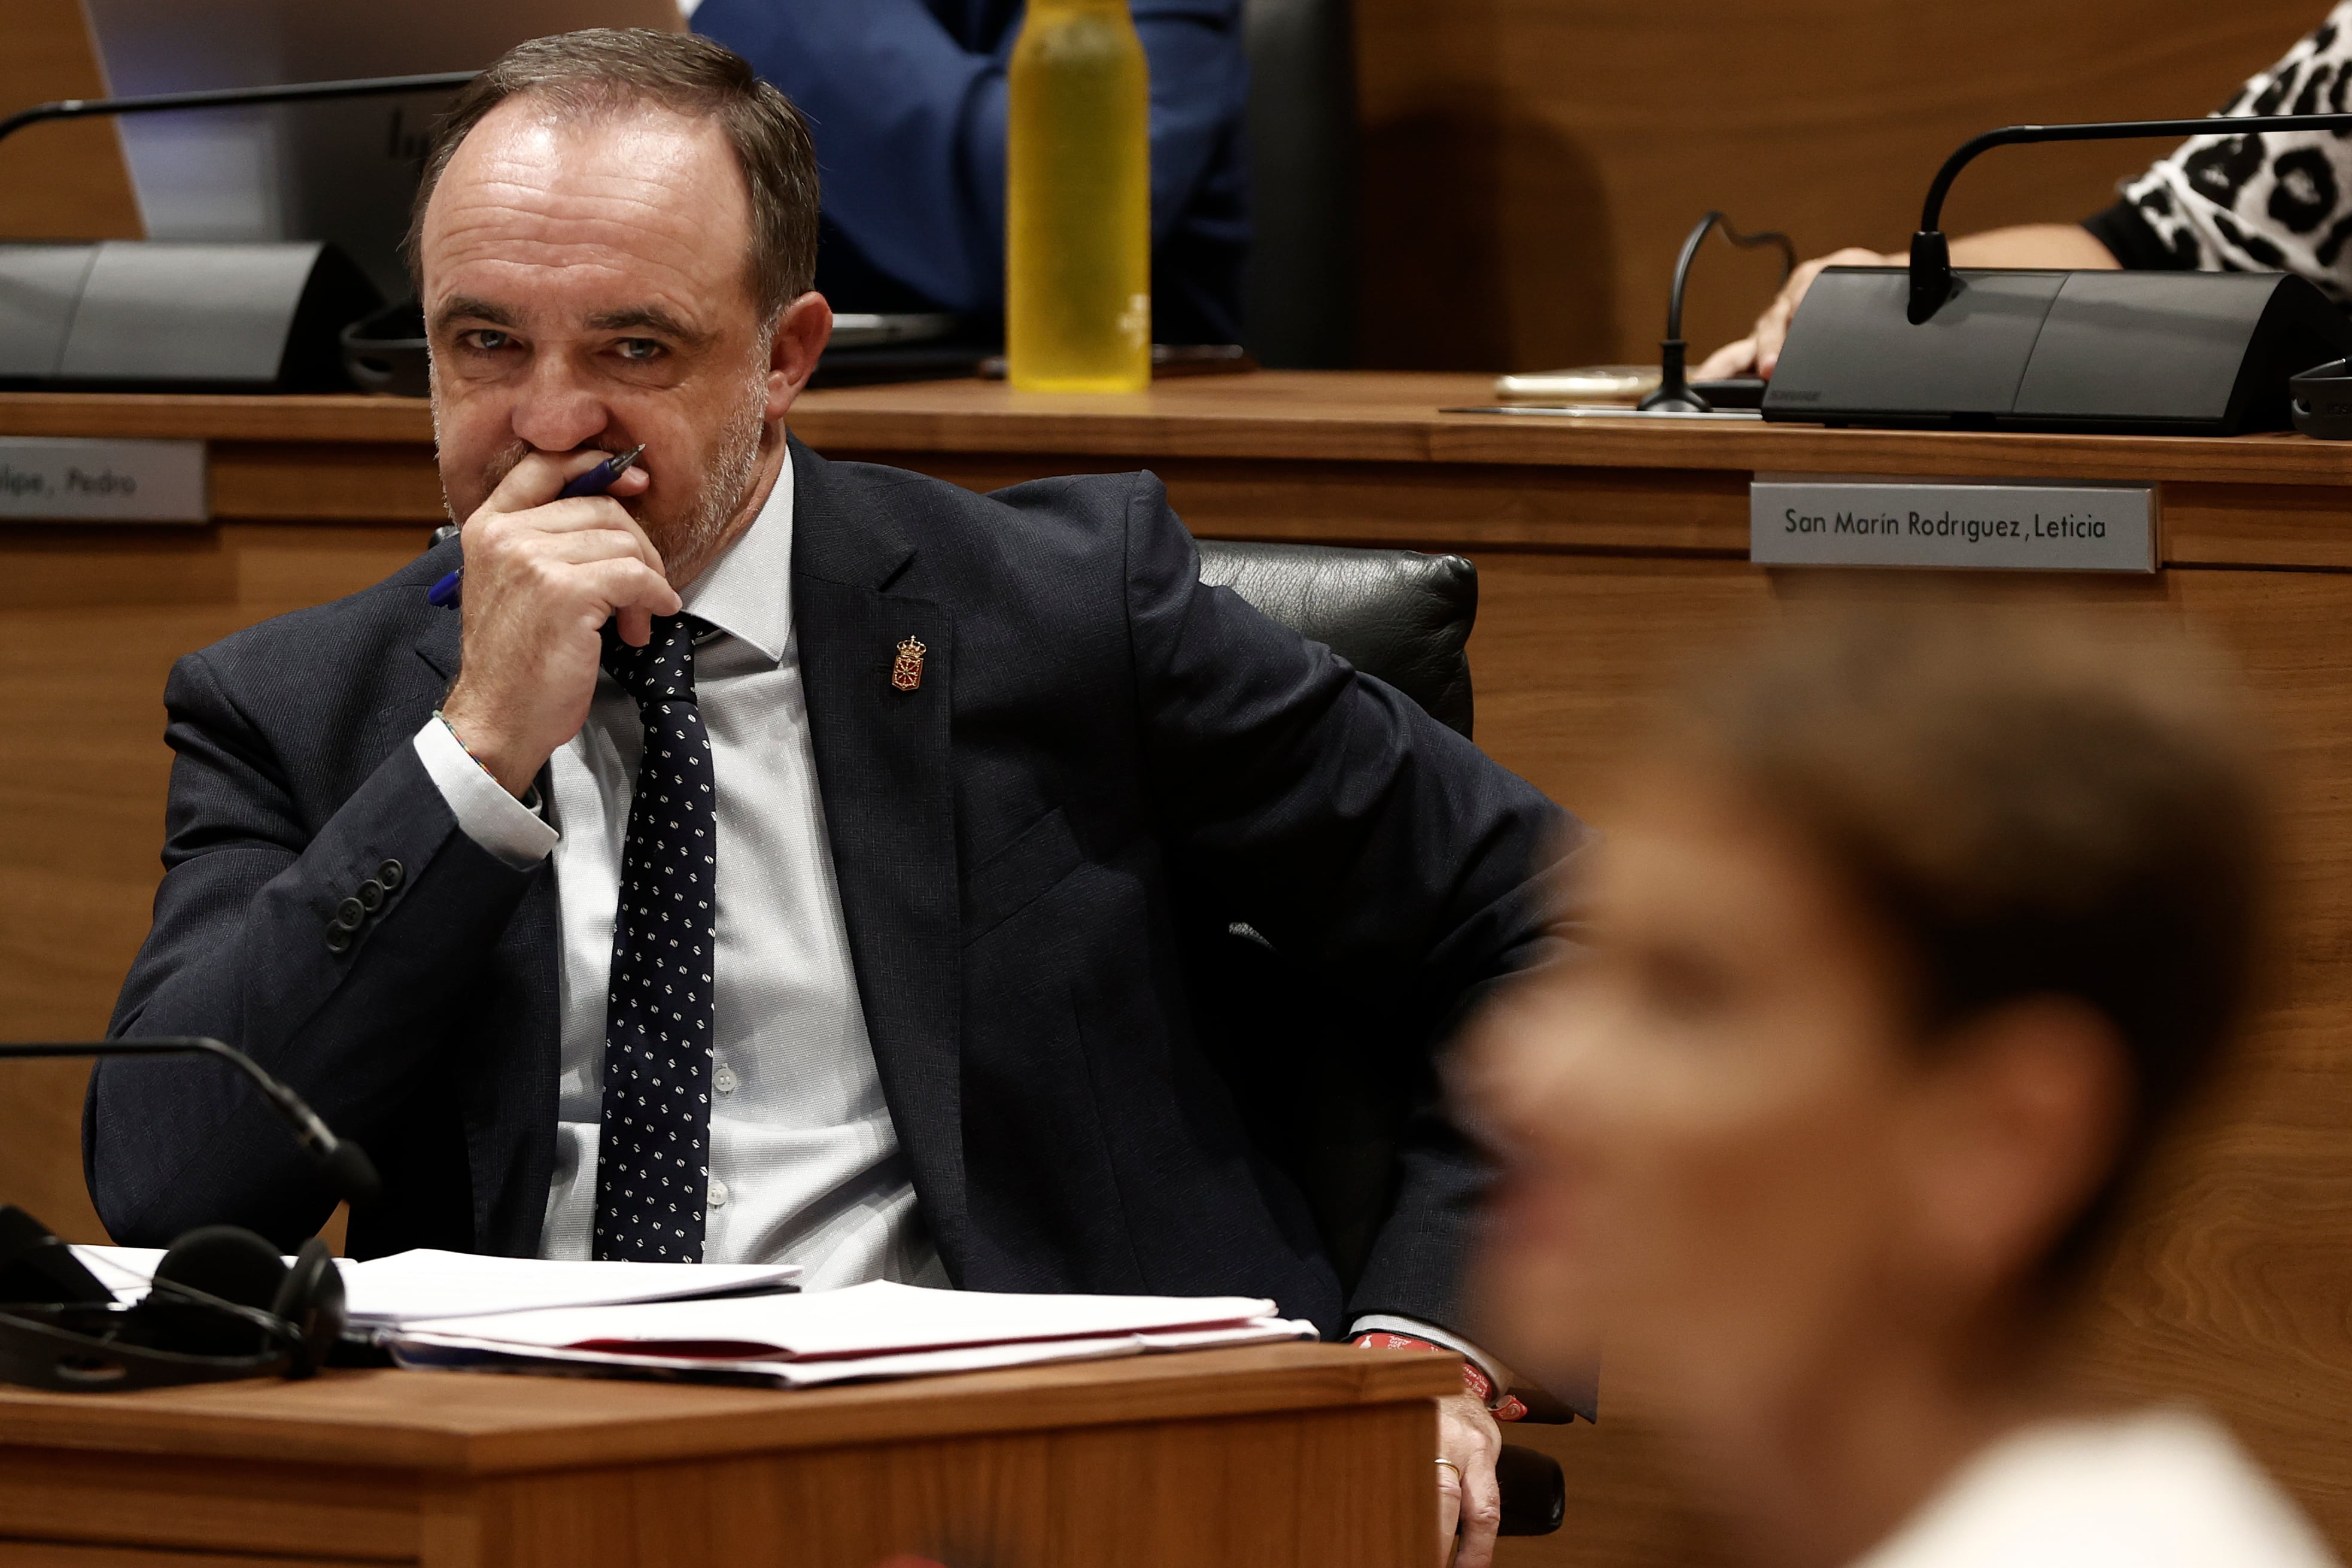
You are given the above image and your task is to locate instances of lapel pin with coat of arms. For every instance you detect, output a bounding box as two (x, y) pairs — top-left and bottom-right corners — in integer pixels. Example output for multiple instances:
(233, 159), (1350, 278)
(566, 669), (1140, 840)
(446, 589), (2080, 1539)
(891, 636), (927, 692)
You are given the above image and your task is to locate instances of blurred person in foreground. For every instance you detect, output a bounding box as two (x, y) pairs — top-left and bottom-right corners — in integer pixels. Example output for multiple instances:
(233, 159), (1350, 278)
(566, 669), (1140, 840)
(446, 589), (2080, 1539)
(1462, 610), (2339, 1568)
(1699, 3), (2352, 380)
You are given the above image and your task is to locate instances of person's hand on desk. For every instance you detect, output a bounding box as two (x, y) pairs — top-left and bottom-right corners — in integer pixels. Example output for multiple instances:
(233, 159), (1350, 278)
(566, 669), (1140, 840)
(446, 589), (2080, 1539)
(438, 448), (674, 798)
(1693, 224), (2125, 381)
(1435, 1386), (1505, 1567)
(1694, 246), (1892, 381)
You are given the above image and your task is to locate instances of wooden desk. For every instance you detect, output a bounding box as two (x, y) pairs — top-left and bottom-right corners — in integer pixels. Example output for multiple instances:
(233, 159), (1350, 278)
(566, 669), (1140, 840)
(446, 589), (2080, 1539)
(0, 1342), (1450, 1566)
(6, 373), (2352, 1566)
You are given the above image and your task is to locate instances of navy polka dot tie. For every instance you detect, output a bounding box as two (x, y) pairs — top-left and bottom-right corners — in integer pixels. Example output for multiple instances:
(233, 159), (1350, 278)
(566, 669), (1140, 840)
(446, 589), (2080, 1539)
(592, 613), (718, 1262)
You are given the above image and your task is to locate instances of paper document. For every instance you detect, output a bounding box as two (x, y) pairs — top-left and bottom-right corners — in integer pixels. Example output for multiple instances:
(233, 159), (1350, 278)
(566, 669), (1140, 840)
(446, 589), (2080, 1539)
(332, 1250), (799, 1325)
(69, 1244), (799, 1324)
(69, 1245), (166, 1303)
(390, 1313), (1316, 1387)
(70, 1248), (1314, 1391)
(399, 1278), (1278, 1359)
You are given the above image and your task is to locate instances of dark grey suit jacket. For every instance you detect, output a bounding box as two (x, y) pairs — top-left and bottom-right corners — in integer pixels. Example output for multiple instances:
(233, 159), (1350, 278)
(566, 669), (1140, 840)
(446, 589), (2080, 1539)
(90, 440), (1578, 1338)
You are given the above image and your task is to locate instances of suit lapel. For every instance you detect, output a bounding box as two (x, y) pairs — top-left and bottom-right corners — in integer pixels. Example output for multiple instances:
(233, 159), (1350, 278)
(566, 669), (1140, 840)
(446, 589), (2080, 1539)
(790, 440), (968, 1270)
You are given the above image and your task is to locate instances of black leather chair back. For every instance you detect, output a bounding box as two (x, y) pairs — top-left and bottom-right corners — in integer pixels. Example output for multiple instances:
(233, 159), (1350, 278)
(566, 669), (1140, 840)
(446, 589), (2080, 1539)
(1196, 540), (1476, 736)
(1242, 0), (1359, 368)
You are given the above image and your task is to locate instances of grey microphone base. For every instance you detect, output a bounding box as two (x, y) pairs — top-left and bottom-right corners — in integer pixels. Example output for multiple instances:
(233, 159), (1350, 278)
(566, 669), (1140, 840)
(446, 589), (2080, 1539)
(1763, 266), (2352, 436)
(0, 240), (380, 393)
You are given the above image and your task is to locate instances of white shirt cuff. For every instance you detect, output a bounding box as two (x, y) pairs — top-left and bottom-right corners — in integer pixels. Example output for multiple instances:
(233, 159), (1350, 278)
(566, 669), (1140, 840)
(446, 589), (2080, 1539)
(1349, 1313), (1516, 1394)
(412, 716), (557, 870)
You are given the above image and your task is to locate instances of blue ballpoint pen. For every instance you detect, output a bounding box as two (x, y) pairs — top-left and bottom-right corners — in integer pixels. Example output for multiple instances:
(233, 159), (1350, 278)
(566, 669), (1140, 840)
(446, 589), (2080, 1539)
(427, 443), (648, 609)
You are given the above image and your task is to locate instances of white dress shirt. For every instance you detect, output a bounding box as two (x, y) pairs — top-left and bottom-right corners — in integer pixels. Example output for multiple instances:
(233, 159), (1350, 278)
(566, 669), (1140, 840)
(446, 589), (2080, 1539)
(1852, 1408), (2337, 1568)
(414, 461), (942, 1287)
(411, 458), (1503, 1373)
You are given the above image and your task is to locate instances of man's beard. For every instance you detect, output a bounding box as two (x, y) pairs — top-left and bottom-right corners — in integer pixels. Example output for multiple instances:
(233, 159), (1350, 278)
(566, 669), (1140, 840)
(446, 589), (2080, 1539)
(660, 373), (768, 577)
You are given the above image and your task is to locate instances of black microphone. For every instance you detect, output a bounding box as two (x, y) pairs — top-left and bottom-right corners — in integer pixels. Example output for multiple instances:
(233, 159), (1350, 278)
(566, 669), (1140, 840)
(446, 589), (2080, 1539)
(1907, 110), (2352, 322)
(1640, 210), (1795, 414)
(0, 71), (479, 151)
(0, 1039), (381, 1205)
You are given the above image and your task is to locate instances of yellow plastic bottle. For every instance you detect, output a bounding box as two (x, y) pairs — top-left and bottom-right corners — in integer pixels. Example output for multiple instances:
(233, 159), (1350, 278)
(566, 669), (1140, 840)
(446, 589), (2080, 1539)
(1006, 0), (1151, 393)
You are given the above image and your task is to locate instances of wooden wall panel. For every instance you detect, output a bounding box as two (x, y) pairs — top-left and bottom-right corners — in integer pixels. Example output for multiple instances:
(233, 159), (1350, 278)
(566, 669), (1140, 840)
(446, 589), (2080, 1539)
(0, 522), (424, 1241)
(1354, 0), (2330, 370)
(0, 0), (142, 241)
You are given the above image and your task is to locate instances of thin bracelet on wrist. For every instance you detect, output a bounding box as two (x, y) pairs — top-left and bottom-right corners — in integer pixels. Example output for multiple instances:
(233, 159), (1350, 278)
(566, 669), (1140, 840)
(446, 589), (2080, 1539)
(434, 709), (542, 810)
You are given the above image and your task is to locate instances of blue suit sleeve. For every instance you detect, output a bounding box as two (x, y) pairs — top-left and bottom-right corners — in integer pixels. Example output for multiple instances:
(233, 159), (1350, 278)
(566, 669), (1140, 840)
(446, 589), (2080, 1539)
(694, 0), (1004, 310)
(1135, 1), (1251, 250)
(88, 651), (540, 1247)
(693, 0), (1246, 312)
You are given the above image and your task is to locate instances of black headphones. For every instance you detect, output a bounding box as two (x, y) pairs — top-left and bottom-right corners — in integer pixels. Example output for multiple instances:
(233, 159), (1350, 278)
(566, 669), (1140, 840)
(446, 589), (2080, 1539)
(0, 1205), (347, 1391)
(2290, 358), (2352, 439)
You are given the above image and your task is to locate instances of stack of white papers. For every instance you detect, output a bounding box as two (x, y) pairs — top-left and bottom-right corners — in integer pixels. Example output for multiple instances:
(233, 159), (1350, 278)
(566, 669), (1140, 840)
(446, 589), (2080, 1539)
(386, 1278), (1315, 1387)
(68, 1245), (800, 1326)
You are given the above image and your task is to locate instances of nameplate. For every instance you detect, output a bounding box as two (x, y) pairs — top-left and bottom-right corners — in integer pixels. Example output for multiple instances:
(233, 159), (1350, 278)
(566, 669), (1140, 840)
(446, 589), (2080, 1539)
(1750, 473), (2155, 573)
(0, 437), (208, 522)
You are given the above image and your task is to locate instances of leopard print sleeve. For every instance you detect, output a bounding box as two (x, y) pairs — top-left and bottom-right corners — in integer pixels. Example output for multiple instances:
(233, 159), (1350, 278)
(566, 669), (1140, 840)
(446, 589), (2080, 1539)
(2119, 2), (2352, 302)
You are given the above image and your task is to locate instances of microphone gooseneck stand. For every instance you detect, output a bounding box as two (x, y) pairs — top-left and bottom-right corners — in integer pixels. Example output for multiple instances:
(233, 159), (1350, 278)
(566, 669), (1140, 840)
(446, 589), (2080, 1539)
(0, 71), (480, 153)
(1639, 210), (1795, 413)
(0, 1038), (375, 1390)
(0, 1038), (379, 1204)
(1906, 111), (2352, 322)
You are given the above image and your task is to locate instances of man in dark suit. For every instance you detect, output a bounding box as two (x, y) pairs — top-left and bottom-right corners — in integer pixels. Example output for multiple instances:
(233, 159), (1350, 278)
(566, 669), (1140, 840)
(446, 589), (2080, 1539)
(87, 29), (1573, 1561)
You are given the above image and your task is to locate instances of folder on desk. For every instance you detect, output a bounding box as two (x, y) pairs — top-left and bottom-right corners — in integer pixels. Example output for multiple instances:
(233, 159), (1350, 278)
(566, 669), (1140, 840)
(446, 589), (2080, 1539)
(386, 1278), (1316, 1388)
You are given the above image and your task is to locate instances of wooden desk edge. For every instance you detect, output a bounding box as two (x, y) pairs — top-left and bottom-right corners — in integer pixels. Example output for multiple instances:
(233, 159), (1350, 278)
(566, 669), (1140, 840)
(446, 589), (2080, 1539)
(0, 391), (436, 444)
(0, 1341), (1462, 1477)
(8, 382), (2352, 488)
